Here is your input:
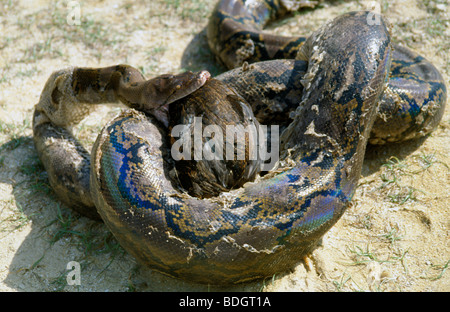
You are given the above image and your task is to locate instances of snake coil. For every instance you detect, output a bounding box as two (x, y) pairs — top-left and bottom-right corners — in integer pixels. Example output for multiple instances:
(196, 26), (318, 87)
(33, 1), (446, 284)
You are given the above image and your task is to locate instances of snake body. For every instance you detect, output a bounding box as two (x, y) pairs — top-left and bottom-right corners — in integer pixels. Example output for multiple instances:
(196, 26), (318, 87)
(32, 0), (446, 284)
(208, 0), (447, 144)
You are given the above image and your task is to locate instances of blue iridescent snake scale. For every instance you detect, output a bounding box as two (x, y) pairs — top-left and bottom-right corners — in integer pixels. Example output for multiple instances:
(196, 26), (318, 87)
(32, 0), (446, 284)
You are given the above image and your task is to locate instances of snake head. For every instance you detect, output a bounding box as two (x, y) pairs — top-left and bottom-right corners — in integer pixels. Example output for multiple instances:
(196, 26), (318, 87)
(153, 70), (212, 105)
(141, 70), (211, 127)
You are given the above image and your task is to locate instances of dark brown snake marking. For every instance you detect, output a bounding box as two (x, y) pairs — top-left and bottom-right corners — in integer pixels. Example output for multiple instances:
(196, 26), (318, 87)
(32, 1), (446, 284)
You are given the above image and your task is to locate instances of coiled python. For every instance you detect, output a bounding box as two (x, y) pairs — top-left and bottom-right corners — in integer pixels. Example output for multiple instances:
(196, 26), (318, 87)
(32, 0), (447, 284)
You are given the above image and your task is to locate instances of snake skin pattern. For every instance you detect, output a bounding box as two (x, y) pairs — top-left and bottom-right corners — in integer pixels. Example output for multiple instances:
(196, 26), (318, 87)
(32, 0), (446, 285)
(208, 0), (447, 144)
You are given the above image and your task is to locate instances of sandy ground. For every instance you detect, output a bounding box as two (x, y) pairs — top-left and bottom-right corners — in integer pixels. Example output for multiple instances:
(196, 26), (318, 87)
(0, 0), (448, 292)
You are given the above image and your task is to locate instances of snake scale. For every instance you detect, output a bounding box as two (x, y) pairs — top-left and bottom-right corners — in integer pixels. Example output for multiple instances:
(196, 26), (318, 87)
(32, 0), (446, 284)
